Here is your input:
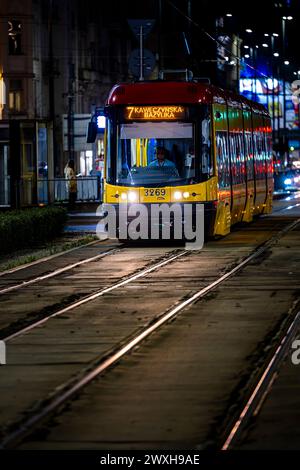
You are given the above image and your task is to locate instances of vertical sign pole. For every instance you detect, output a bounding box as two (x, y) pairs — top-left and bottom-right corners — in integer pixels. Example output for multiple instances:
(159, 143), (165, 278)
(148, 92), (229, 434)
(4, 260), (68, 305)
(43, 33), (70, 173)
(139, 26), (144, 81)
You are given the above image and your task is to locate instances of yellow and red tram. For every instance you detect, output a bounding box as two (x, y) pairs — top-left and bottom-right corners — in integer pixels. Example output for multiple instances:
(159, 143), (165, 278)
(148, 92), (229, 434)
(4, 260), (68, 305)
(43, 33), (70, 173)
(103, 81), (273, 237)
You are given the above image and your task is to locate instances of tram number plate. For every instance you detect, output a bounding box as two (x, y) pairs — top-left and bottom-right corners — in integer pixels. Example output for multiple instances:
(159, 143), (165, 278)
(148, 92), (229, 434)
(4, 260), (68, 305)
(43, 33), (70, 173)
(144, 189), (166, 198)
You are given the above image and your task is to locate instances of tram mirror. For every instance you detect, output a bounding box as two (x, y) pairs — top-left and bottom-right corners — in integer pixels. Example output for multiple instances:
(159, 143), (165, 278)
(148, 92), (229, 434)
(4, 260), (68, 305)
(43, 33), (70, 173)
(86, 121), (97, 143)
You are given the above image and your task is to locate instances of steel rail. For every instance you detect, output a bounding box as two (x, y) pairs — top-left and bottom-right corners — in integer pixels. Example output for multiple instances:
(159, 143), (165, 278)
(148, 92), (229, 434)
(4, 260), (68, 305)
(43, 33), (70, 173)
(0, 247), (119, 295)
(0, 195), (297, 293)
(221, 310), (300, 450)
(0, 238), (101, 277)
(3, 250), (187, 342)
(2, 217), (299, 449)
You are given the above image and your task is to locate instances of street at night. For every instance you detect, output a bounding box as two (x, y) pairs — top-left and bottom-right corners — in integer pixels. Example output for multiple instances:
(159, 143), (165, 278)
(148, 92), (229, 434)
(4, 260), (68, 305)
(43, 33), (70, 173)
(1, 0), (300, 467)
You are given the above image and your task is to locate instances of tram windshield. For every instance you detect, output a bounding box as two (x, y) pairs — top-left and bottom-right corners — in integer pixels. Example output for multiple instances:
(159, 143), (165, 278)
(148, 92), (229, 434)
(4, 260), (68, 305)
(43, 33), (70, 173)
(116, 121), (195, 186)
(105, 105), (213, 187)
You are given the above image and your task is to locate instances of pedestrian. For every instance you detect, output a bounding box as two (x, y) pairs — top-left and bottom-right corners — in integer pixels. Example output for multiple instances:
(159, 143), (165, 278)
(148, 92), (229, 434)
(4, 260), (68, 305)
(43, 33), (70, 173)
(64, 159), (77, 210)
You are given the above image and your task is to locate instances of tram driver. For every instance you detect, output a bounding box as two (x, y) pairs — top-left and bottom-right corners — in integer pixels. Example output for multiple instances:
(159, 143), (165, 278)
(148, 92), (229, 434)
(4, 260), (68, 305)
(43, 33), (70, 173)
(149, 146), (179, 176)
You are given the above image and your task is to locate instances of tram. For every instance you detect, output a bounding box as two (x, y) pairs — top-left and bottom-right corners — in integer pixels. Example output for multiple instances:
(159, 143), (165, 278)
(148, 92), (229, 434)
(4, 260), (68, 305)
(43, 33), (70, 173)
(101, 79), (273, 237)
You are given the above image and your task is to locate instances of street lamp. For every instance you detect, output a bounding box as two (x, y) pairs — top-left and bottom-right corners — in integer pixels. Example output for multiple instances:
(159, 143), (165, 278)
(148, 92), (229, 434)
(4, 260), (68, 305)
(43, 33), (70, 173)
(245, 29), (252, 33)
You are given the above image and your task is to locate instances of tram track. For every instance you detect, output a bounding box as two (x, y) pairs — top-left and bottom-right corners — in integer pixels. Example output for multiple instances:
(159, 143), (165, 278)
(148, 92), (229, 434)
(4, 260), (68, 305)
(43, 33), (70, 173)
(1, 216), (299, 449)
(0, 194), (297, 297)
(0, 247), (120, 296)
(221, 310), (300, 450)
(1, 215), (297, 343)
(1, 249), (187, 342)
(0, 238), (101, 278)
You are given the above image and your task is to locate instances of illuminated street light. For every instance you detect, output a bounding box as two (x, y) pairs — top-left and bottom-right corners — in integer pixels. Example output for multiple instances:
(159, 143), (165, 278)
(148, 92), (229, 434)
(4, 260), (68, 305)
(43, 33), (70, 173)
(264, 33), (269, 36)
(273, 33), (279, 37)
(273, 52), (279, 57)
(244, 45), (249, 49)
(245, 29), (252, 33)
(284, 60), (289, 65)
(244, 54), (250, 58)
(226, 13), (232, 17)
(262, 43), (269, 47)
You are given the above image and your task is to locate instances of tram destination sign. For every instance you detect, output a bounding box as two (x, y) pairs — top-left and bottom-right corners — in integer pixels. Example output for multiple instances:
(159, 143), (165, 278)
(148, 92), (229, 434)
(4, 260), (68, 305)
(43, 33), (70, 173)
(125, 106), (186, 121)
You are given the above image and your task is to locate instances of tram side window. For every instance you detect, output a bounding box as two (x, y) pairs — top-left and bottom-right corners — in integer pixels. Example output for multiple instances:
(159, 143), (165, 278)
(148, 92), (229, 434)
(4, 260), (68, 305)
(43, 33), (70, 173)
(265, 129), (273, 177)
(244, 133), (254, 181)
(216, 132), (230, 188)
(254, 131), (266, 180)
(261, 131), (267, 178)
(229, 133), (245, 185)
(229, 134), (237, 185)
(253, 132), (260, 180)
(237, 133), (245, 184)
(261, 129), (270, 178)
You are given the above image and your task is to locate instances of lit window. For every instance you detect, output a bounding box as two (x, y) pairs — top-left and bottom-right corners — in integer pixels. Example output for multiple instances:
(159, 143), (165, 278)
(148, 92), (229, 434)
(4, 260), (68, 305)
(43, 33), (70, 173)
(9, 80), (22, 111)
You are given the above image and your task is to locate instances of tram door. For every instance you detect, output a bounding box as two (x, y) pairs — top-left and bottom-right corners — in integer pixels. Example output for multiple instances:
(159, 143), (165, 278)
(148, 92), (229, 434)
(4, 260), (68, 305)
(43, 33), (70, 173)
(227, 105), (246, 222)
(252, 111), (267, 213)
(242, 105), (255, 222)
(214, 104), (231, 209)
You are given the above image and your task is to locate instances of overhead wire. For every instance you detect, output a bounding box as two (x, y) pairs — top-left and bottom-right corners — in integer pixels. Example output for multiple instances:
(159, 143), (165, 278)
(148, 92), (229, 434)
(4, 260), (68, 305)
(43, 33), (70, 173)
(165, 0), (269, 80)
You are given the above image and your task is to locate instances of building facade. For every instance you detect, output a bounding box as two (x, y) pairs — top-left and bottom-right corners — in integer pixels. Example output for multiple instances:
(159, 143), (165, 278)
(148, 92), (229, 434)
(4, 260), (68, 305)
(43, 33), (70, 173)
(0, 0), (245, 208)
(0, 0), (132, 207)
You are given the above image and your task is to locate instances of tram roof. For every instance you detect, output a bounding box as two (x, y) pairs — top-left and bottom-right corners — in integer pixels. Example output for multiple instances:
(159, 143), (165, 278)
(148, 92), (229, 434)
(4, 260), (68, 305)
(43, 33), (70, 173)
(106, 81), (269, 116)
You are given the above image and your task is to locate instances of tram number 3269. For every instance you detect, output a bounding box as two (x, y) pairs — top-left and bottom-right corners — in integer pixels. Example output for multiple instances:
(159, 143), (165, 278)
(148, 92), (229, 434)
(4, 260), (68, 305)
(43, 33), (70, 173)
(144, 189), (166, 197)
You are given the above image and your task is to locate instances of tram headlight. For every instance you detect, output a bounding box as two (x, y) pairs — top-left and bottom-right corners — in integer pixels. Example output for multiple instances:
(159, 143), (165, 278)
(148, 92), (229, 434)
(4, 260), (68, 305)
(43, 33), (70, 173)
(174, 191), (182, 200)
(128, 191), (137, 202)
(120, 192), (127, 201)
(183, 191), (190, 199)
